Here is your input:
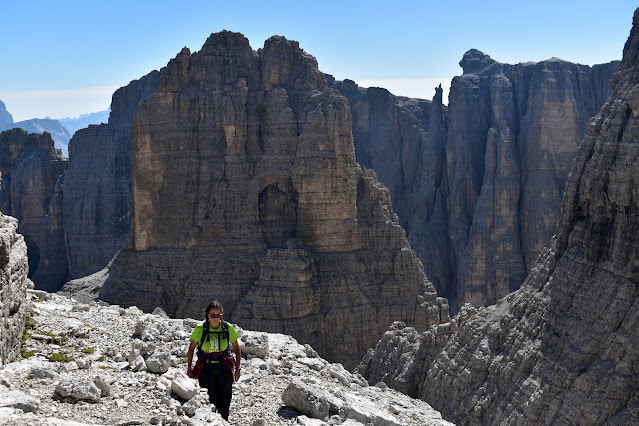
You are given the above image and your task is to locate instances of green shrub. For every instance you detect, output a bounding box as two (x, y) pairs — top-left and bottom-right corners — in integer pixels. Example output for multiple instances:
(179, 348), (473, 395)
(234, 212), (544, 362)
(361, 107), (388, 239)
(48, 352), (70, 363)
(96, 356), (106, 362)
(81, 348), (95, 354)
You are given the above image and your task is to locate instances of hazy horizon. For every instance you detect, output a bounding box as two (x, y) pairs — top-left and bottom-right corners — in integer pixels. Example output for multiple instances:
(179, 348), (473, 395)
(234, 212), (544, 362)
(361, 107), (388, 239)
(0, 1), (636, 121)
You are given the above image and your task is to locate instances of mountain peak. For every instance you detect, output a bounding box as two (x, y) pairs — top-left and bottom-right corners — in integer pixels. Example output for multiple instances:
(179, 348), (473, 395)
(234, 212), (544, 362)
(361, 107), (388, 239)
(459, 49), (497, 74)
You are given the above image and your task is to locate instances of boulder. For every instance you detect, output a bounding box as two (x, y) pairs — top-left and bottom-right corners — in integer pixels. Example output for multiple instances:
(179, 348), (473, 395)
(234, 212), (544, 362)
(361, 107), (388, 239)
(127, 349), (146, 372)
(281, 381), (330, 420)
(55, 378), (101, 403)
(146, 352), (171, 374)
(171, 373), (197, 400)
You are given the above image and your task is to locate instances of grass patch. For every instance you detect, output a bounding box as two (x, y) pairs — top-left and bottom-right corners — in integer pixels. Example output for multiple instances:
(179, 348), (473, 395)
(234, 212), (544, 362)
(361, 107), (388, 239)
(48, 352), (70, 363)
(81, 348), (95, 354)
(22, 316), (36, 343)
(20, 348), (35, 359)
(96, 356), (106, 362)
(98, 365), (117, 370)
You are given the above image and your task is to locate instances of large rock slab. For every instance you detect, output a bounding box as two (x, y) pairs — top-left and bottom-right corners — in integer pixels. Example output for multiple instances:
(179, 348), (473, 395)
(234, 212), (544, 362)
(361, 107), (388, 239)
(0, 213), (29, 366)
(55, 378), (102, 403)
(99, 31), (449, 368)
(0, 389), (39, 413)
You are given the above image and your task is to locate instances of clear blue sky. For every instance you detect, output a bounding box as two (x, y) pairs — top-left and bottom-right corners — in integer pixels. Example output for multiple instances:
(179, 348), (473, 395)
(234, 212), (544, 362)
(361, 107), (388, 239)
(0, 1), (636, 121)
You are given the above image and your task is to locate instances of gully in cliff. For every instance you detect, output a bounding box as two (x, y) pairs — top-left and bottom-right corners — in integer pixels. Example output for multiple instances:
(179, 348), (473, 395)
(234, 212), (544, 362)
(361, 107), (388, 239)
(186, 300), (242, 421)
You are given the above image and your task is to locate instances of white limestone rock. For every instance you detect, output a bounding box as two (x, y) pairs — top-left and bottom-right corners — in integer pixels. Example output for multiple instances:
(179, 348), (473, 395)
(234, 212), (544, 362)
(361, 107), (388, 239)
(0, 389), (39, 413)
(282, 380), (330, 420)
(171, 372), (197, 400)
(146, 352), (171, 374)
(127, 349), (146, 372)
(241, 331), (269, 359)
(75, 358), (91, 370)
(93, 376), (110, 397)
(55, 378), (101, 403)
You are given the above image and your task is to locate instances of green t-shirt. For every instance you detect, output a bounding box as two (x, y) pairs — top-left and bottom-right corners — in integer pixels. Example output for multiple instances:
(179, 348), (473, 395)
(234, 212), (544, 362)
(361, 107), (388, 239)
(190, 321), (239, 362)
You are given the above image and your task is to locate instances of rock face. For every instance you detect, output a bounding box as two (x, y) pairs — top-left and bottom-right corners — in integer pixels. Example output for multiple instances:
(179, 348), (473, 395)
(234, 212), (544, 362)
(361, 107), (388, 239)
(361, 8), (639, 425)
(0, 129), (67, 289)
(357, 304), (477, 399)
(332, 53), (619, 311)
(13, 118), (72, 157)
(99, 31), (449, 368)
(327, 77), (435, 232)
(0, 213), (29, 366)
(62, 70), (160, 280)
(433, 51), (619, 310)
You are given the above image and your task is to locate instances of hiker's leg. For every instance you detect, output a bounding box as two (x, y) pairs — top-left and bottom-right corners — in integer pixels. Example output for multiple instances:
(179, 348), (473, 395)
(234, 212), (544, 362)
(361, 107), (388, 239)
(197, 365), (215, 405)
(215, 369), (234, 420)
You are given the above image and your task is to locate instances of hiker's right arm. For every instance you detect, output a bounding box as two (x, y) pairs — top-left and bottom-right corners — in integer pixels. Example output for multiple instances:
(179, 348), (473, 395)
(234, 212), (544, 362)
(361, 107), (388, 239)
(187, 339), (198, 378)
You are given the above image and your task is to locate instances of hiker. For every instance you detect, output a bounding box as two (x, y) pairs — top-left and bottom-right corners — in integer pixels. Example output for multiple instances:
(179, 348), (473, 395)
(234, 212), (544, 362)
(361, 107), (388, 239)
(187, 300), (241, 421)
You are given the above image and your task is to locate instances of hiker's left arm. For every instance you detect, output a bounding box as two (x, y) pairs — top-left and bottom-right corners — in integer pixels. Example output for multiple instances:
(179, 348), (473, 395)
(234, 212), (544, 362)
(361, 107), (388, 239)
(232, 340), (241, 381)
(187, 339), (198, 378)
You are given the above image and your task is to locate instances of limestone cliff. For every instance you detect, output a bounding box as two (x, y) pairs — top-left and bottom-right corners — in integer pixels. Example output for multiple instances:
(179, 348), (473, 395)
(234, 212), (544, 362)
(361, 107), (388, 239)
(327, 77), (436, 232)
(62, 70), (160, 280)
(0, 129), (67, 290)
(361, 8), (639, 425)
(0, 213), (29, 366)
(334, 53), (618, 311)
(99, 32), (449, 368)
(437, 51), (619, 310)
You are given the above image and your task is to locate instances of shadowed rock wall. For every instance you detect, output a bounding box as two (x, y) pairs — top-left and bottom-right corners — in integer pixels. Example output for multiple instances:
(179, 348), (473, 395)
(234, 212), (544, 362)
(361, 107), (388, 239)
(359, 8), (639, 425)
(0, 129), (67, 290)
(99, 32), (449, 368)
(332, 54), (618, 312)
(62, 70), (160, 280)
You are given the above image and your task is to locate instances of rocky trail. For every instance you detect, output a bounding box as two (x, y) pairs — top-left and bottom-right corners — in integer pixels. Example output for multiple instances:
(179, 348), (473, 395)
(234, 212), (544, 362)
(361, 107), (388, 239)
(0, 290), (451, 426)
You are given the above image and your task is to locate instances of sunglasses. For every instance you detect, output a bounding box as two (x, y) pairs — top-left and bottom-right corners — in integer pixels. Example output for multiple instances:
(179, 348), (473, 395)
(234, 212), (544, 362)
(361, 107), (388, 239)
(208, 314), (223, 318)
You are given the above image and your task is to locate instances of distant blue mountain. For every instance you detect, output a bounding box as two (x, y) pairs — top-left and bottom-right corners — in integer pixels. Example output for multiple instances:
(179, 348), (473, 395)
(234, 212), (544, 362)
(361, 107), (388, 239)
(56, 108), (110, 135)
(0, 100), (14, 129)
(13, 118), (72, 157)
(0, 99), (72, 157)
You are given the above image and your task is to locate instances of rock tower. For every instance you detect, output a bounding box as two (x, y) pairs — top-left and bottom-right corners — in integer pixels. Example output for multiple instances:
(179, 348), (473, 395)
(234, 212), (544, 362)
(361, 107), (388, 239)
(100, 32), (448, 368)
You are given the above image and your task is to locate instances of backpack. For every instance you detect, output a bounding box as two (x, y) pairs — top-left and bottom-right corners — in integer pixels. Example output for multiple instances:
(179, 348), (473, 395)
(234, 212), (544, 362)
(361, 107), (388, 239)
(193, 320), (235, 378)
(199, 320), (231, 355)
